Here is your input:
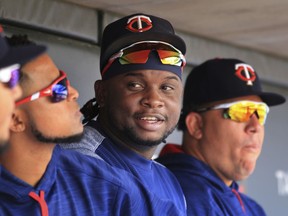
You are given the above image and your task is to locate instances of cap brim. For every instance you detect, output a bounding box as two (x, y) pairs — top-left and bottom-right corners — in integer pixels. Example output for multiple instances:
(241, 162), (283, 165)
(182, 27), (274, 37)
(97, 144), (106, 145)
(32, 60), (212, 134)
(0, 44), (46, 69)
(259, 92), (286, 106)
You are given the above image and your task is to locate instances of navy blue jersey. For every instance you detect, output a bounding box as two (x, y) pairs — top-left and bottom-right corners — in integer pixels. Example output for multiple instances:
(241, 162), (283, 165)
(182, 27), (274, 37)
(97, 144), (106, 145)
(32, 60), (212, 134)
(61, 120), (187, 216)
(156, 144), (267, 216)
(0, 146), (153, 216)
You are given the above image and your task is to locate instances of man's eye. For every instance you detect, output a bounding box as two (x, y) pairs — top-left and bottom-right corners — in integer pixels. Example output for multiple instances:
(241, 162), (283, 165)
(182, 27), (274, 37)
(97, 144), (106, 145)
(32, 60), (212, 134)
(128, 82), (143, 89)
(161, 85), (173, 91)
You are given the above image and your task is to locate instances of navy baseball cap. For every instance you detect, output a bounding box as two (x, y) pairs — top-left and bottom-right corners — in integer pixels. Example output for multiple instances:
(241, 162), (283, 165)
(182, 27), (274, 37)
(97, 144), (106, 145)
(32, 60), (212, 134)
(0, 25), (46, 69)
(178, 58), (286, 130)
(100, 13), (186, 80)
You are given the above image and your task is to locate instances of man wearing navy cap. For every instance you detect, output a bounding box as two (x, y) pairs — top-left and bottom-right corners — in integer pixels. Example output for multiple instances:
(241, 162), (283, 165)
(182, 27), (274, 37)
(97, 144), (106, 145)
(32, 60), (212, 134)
(157, 58), (286, 215)
(62, 13), (187, 215)
(0, 25), (45, 151)
(0, 35), (161, 215)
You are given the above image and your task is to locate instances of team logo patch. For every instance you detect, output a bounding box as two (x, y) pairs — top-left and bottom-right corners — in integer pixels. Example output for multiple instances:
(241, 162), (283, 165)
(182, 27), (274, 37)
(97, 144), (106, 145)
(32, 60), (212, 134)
(235, 63), (256, 86)
(126, 15), (152, 33)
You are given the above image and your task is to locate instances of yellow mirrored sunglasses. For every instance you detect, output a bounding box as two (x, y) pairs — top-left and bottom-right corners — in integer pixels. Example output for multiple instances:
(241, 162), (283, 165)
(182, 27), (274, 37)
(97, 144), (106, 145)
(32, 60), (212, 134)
(197, 100), (269, 125)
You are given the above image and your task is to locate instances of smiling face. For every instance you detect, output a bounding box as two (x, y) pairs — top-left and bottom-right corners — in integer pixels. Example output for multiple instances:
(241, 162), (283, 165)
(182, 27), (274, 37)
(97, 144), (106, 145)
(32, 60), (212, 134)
(97, 69), (183, 152)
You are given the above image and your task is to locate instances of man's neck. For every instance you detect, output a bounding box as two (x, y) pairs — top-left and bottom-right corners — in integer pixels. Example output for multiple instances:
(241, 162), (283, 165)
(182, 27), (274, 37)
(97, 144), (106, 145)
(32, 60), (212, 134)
(0, 135), (55, 187)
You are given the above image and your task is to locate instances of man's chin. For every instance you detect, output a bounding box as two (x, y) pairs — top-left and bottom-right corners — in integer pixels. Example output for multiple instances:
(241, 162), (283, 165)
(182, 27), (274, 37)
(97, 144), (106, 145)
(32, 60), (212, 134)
(125, 126), (175, 147)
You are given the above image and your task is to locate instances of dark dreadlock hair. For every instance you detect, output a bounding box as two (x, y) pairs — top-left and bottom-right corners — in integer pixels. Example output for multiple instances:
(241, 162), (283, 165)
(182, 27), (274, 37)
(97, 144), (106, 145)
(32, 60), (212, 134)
(80, 98), (100, 124)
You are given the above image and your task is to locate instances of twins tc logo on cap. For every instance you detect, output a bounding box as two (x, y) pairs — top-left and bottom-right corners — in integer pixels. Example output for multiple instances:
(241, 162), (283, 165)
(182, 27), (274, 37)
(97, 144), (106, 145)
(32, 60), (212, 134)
(126, 15), (153, 33)
(235, 63), (256, 86)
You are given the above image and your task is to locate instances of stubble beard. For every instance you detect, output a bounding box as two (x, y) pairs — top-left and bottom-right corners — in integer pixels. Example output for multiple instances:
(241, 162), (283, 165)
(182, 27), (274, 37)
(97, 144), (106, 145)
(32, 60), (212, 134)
(30, 124), (83, 144)
(122, 124), (176, 148)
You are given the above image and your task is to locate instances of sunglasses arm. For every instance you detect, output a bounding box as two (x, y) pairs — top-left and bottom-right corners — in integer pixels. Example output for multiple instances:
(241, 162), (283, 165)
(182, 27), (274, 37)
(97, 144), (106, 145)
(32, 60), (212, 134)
(16, 88), (52, 106)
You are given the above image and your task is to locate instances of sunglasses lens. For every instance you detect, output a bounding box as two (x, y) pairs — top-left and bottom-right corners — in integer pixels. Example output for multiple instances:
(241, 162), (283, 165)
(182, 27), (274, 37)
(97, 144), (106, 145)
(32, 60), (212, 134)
(227, 102), (268, 125)
(52, 78), (68, 102)
(118, 42), (185, 66)
(119, 50), (151, 65)
(256, 107), (267, 125)
(0, 64), (20, 88)
(157, 50), (184, 66)
(119, 49), (184, 67)
(9, 69), (20, 88)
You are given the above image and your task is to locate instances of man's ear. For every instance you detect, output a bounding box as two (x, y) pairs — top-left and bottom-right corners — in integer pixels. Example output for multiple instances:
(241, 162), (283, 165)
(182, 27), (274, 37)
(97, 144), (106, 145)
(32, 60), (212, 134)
(94, 80), (106, 107)
(10, 109), (26, 133)
(185, 112), (203, 139)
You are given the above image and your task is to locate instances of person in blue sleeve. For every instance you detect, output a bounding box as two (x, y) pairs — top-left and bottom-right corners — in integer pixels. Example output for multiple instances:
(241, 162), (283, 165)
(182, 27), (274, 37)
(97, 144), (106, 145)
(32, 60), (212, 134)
(0, 35), (159, 216)
(156, 58), (286, 215)
(0, 26), (45, 153)
(61, 13), (187, 215)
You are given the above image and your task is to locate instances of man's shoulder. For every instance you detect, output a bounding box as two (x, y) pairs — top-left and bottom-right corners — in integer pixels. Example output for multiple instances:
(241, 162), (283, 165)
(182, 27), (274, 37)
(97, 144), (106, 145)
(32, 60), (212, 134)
(60, 124), (104, 153)
(57, 148), (134, 188)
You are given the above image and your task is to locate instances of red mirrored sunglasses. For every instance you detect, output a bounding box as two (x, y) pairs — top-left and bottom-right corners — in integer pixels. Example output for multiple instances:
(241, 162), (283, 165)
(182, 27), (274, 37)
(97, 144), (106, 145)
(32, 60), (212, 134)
(101, 41), (186, 76)
(16, 70), (70, 106)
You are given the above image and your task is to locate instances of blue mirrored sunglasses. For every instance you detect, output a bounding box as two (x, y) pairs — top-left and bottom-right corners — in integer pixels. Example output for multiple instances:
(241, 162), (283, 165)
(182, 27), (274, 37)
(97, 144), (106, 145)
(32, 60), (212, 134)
(0, 64), (20, 89)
